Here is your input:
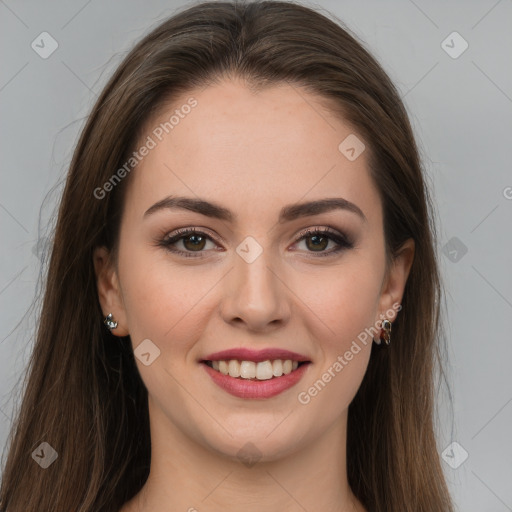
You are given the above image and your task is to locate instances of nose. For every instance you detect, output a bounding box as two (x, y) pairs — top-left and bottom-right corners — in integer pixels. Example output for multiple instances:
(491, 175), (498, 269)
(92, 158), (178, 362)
(220, 247), (291, 333)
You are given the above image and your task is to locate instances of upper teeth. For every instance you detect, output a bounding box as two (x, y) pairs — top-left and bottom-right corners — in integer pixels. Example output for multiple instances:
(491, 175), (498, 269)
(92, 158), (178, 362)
(211, 359), (299, 380)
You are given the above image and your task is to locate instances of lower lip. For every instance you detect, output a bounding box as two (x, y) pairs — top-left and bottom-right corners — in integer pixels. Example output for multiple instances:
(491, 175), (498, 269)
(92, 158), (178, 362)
(201, 362), (310, 399)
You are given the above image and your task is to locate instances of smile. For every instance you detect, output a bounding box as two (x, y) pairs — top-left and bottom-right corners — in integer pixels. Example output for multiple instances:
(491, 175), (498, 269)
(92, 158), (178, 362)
(204, 359), (306, 380)
(200, 359), (311, 399)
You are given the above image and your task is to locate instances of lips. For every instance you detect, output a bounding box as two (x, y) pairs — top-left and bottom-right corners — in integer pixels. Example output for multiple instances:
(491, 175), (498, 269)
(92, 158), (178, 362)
(201, 360), (310, 399)
(199, 347), (312, 399)
(202, 347), (310, 363)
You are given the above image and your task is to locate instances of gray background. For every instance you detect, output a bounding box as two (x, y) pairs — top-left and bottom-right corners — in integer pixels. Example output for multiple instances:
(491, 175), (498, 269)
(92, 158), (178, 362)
(1, 0), (511, 510)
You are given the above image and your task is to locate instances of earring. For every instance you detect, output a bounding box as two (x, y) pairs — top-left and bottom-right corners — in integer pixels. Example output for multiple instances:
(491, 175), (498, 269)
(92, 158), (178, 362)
(103, 313), (118, 331)
(374, 318), (392, 346)
(380, 318), (392, 345)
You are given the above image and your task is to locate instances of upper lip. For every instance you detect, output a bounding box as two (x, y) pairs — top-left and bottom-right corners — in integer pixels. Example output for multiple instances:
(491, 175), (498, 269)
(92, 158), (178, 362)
(202, 348), (310, 363)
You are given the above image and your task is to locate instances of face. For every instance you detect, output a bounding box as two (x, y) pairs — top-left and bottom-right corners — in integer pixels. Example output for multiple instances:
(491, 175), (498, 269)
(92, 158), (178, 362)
(94, 77), (413, 462)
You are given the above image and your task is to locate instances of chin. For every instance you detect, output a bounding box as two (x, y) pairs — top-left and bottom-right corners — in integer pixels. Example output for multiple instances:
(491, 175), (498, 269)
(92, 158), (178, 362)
(195, 417), (308, 464)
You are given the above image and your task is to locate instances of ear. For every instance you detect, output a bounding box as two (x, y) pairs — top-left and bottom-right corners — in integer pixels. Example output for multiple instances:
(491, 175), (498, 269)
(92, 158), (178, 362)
(376, 238), (415, 323)
(93, 246), (129, 337)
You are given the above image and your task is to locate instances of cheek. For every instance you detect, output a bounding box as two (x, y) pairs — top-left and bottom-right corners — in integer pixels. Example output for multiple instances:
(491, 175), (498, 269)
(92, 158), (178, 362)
(296, 270), (378, 414)
(117, 240), (217, 351)
(299, 257), (383, 344)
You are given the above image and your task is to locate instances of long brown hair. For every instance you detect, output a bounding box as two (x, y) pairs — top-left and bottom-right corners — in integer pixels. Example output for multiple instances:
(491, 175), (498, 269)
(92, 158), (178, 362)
(0, 1), (454, 510)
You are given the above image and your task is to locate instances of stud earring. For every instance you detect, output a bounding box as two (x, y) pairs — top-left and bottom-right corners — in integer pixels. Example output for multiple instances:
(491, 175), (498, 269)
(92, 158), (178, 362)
(103, 313), (118, 331)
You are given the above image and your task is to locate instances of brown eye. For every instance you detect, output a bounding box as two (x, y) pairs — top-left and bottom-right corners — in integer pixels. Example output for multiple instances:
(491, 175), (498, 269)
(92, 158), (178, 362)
(293, 227), (354, 257)
(159, 228), (218, 258)
(182, 233), (207, 251)
(304, 233), (330, 252)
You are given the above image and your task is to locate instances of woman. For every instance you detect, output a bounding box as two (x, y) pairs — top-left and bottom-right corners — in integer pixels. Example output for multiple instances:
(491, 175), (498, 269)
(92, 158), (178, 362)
(0, 1), (454, 511)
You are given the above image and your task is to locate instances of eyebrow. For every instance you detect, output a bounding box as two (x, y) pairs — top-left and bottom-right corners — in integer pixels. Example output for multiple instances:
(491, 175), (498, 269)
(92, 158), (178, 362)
(143, 195), (367, 223)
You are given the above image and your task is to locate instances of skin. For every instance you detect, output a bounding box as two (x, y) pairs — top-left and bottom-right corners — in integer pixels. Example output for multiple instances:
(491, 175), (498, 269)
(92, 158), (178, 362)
(94, 77), (414, 512)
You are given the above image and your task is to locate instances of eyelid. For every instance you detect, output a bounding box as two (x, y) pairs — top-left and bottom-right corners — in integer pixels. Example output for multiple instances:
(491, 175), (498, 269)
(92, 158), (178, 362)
(294, 225), (349, 243)
(161, 226), (223, 245)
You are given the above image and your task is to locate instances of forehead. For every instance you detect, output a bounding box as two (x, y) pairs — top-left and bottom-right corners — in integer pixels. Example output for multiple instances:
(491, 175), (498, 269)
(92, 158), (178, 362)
(123, 78), (381, 227)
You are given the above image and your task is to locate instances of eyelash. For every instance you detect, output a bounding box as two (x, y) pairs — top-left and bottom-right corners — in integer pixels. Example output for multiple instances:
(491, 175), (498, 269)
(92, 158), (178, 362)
(156, 226), (354, 259)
